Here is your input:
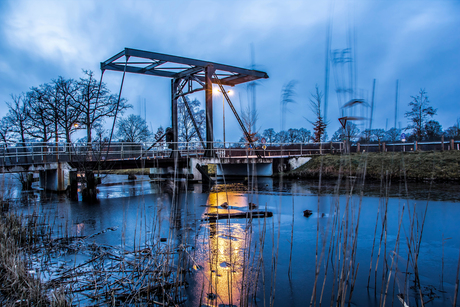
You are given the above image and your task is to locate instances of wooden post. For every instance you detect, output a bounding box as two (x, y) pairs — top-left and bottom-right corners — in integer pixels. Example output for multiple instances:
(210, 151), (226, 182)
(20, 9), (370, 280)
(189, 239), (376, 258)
(69, 171), (78, 200)
(383, 142), (386, 152)
(441, 135), (444, 151)
(82, 170), (98, 202)
(451, 139), (455, 151)
(357, 143), (360, 152)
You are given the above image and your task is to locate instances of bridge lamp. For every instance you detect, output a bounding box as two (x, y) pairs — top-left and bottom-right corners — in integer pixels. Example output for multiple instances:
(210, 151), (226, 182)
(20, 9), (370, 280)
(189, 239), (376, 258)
(213, 88), (233, 149)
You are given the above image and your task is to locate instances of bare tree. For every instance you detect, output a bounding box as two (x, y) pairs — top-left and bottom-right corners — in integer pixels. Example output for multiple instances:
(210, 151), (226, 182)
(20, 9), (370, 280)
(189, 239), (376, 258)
(372, 128), (386, 151)
(262, 128), (277, 143)
(27, 86), (54, 143)
(177, 97), (205, 144)
(116, 114), (151, 142)
(359, 129), (372, 143)
(424, 120), (443, 141)
(152, 126), (165, 146)
(0, 117), (13, 144)
(5, 94), (30, 143)
(52, 77), (81, 143)
(276, 130), (288, 143)
(240, 101), (259, 144)
(297, 128), (311, 143)
(75, 70), (131, 143)
(286, 128), (299, 143)
(331, 122), (360, 143)
(385, 128), (401, 143)
(445, 119), (460, 140)
(405, 89), (436, 141)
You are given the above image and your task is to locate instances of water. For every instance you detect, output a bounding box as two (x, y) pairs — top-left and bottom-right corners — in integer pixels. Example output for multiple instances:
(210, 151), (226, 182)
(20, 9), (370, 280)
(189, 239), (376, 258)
(2, 173), (460, 306)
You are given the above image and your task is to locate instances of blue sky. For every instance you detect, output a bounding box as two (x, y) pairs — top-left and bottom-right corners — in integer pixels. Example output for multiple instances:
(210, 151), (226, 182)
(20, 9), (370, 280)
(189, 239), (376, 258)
(0, 0), (459, 141)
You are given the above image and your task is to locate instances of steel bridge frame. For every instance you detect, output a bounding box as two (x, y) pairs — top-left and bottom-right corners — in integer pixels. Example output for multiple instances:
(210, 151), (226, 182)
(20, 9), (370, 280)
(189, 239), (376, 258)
(101, 48), (269, 157)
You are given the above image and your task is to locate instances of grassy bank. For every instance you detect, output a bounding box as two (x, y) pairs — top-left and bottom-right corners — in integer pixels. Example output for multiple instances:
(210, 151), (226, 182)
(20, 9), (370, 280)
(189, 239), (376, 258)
(287, 151), (460, 181)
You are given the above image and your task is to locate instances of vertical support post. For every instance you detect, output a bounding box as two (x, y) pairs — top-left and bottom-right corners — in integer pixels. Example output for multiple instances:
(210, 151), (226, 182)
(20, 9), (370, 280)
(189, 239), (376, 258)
(383, 142), (386, 152)
(171, 78), (180, 157)
(441, 135), (444, 151)
(69, 171), (78, 200)
(57, 162), (63, 191)
(451, 139), (454, 150)
(205, 65), (215, 157)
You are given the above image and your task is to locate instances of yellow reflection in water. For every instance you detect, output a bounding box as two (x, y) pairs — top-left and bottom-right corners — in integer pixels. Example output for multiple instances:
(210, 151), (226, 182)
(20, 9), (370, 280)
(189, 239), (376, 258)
(193, 191), (251, 306)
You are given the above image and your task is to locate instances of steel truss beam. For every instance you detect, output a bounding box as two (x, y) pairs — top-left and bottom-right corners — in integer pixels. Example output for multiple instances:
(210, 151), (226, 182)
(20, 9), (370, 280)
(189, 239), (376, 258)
(101, 48), (268, 86)
(101, 48), (269, 157)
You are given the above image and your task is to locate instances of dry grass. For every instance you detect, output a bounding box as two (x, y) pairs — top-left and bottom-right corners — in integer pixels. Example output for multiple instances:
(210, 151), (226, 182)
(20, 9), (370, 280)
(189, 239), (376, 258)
(0, 213), (69, 306)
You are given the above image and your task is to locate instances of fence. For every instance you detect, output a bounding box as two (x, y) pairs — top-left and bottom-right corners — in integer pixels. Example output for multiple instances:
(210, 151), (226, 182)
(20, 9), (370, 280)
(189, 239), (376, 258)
(0, 141), (344, 166)
(353, 139), (460, 153)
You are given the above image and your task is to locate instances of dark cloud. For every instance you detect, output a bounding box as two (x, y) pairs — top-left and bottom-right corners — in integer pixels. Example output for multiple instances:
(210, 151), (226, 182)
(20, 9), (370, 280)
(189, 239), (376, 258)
(0, 0), (458, 139)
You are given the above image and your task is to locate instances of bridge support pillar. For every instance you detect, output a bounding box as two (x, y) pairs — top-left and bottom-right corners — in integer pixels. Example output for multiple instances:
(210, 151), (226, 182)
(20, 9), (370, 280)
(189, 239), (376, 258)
(171, 78), (180, 158)
(204, 65), (215, 157)
(82, 170), (98, 202)
(39, 162), (74, 193)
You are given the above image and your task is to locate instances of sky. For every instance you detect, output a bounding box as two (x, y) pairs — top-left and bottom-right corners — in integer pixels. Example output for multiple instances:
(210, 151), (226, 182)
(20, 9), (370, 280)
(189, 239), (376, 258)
(0, 0), (459, 142)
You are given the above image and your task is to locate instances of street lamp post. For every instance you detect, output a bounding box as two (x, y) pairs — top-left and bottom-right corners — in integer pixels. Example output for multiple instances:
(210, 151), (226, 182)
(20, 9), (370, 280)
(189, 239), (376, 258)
(213, 88), (232, 150)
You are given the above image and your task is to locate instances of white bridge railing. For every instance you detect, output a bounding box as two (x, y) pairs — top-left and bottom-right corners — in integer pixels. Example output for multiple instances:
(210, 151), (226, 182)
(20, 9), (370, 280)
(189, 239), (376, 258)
(0, 141), (344, 166)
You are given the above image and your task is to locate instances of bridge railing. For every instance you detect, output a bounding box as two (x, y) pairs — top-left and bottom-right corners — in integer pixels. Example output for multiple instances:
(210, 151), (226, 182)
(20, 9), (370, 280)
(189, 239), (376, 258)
(0, 141), (344, 166)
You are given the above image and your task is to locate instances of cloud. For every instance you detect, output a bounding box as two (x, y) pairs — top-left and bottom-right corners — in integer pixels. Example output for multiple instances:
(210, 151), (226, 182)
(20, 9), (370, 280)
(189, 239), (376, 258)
(0, 0), (459, 138)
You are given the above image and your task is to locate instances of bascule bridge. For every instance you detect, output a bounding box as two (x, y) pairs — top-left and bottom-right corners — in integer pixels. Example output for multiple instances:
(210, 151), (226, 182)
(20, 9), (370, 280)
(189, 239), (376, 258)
(101, 48), (269, 157)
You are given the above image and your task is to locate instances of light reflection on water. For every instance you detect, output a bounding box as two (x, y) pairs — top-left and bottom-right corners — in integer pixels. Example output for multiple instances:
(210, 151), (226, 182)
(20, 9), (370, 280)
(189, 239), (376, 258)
(188, 192), (251, 306)
(2, 174), (460, 306)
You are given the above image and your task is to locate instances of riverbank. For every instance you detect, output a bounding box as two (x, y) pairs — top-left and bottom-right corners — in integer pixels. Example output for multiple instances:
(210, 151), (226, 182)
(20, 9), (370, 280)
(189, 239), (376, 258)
(286, 151), (460, 181)
(0, 213), (67, 305)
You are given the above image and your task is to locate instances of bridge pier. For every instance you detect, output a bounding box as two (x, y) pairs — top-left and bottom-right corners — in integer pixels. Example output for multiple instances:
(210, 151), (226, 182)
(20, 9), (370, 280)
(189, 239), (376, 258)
(81, 170), (98, 202)
(189, 156), (312, 180)
(146, 156), (312, 183)
(39, 162), (75, 193)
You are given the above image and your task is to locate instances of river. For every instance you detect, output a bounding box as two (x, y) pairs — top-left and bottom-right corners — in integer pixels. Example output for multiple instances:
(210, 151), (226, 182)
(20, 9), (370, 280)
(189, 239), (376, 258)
(2, 173), (460, 306)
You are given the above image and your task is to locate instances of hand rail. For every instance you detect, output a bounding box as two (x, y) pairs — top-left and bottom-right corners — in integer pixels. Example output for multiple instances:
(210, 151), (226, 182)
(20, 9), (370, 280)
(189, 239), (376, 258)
(0, 141), (346, 166)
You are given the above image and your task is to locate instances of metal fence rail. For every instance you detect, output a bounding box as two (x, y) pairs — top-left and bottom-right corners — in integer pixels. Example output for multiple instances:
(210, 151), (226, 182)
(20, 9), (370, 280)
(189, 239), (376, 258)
(0, 141), (344, 166)
(353, 140), (460, 153)
(1, 139), (457, 167)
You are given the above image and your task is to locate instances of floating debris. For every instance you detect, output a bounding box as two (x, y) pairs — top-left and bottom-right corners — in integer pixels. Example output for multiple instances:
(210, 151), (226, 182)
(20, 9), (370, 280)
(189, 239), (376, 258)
(220, 262), (231, 268)
(211, 183), (254, 193)
(193, 264), (203, 271)
(204, 211), (273, 220)
(303, 209), (313, 217)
